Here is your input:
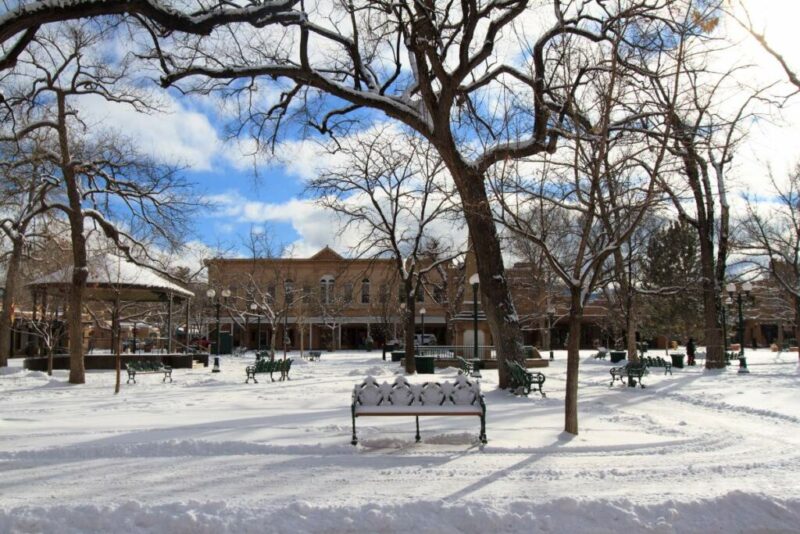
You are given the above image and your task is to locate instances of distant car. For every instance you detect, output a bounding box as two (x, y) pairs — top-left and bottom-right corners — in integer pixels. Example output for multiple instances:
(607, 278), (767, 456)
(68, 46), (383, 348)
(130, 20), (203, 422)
(415, 334), (437, 346)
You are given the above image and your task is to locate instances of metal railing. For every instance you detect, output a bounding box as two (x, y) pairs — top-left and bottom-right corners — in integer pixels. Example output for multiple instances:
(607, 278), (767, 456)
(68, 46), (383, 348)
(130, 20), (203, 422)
(413, 345), (539, 360)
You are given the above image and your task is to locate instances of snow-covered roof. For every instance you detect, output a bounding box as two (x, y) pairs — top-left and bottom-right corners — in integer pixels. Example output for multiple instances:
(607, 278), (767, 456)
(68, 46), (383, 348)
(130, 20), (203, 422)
(28, 254), (193, 301)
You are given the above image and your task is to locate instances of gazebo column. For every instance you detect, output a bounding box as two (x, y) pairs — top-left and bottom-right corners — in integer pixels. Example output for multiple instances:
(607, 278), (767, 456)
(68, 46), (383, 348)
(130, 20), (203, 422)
(167, 293), (174, 353)
(185, 298), (191, 352)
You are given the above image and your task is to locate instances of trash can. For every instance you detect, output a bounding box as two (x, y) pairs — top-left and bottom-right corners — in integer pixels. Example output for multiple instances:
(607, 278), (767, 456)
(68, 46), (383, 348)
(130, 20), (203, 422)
(391, 351), (405, 362)
(670, 353), (685, 369)
(610, 351), (626, 364)
(414, 356), (435, 374)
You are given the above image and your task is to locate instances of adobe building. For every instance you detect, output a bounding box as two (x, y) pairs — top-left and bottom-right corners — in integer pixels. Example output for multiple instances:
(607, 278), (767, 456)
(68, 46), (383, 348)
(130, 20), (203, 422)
(205, 247), (452, 350)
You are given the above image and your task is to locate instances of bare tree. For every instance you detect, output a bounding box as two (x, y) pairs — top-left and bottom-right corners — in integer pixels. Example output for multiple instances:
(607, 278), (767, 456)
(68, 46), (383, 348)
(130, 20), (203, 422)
(307, 127), (461, 372)
(1, 24), (195, 383)
(740, 164), (800, 346)
(0, 142), (57, 366)
(0, 0), (302, 72)
(492, 29), (668, 433)
(638, 1), (775, 368)
(156, 1), (675, 386)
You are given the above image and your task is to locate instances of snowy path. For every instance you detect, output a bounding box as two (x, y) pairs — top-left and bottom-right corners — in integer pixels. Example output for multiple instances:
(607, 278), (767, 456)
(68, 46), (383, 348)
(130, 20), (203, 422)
(1, 350), (799, 533)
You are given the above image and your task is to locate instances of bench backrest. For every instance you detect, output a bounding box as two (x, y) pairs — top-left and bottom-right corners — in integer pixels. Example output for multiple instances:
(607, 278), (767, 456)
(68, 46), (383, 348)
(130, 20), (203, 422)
(126, 360), (162, 371)
(353, 375), (481, 407)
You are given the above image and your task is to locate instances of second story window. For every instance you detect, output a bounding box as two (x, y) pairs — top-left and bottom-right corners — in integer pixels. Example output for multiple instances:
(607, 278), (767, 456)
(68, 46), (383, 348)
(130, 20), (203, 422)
(416, 284), (425, 303)
(343, 283), (354, 303)
(320, 275), (335, 304)
(284, 279), (294, 302)
(361, 278), (370, 304)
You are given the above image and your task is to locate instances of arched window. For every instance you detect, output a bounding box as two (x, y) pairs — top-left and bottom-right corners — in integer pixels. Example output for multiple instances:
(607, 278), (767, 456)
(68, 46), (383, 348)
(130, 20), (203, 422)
(361, 278), (370, 304)
(320, 275), (335, 304)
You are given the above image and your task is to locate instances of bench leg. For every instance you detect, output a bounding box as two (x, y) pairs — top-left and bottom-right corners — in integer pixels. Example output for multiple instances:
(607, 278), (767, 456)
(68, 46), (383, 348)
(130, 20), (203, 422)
(127, 373), (135, 385)
(415, 416), (421, 443)
(351, 407), (358, 446)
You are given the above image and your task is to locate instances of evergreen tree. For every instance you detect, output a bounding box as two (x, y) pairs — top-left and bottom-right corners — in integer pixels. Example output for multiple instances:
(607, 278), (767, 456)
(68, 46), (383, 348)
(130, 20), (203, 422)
(640, 221), (704, 343)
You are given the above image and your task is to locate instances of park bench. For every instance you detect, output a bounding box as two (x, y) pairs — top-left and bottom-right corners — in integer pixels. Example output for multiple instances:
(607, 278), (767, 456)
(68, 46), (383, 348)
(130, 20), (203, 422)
(504, 360), (546, 397)
(609, 362), (648, 388)
(456, 356), (482, 379)
(255, 350), (274, 361)
(307, 351), (321, 361)
(350, 375), (487, 445)
(642, 356), (672, 375)
(593, 350), (608, 360)
(125, 361), (173, 384)
(245, 358), (293, 383)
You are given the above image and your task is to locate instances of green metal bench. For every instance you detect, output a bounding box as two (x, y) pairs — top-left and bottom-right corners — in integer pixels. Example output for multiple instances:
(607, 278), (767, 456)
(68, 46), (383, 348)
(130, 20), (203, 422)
(504, 360), (546, 397)
(610, 362), (648, 388)
(125, 360), (172, 384)
(307, 351), (321, 361)
(245, 358), (293, 383)
(456, 356), (482, 379)
(642, 356), (672, 375)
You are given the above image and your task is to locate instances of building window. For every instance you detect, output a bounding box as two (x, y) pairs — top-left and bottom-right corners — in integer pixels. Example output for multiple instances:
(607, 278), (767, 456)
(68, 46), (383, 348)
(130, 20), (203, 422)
(284, 279), (294, 302)
(416, 284), (424, 303)
(361, 278), (370, 304)
(343, 282), (354, 303)
(433, 285), (445, 304)
(320, 275), (335, 304)
(267, 285), (276, 301)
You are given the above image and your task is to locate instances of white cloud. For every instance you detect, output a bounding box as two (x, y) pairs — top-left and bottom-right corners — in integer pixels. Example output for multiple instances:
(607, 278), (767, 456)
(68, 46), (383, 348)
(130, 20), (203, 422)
(76, 92), (223, 171)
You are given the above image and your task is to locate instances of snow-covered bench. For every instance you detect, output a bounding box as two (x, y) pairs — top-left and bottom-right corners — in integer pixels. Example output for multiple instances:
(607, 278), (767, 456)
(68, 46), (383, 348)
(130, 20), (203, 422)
(306, 351), (321, 361)
(350, 375), (487, 445)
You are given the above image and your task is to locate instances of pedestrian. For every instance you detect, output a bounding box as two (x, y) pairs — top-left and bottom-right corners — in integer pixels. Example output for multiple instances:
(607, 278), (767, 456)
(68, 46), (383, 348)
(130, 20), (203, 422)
(686, 337), (696, 366)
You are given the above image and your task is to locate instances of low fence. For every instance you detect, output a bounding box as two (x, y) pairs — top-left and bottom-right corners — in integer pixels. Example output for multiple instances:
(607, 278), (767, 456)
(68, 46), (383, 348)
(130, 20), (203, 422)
(414, 345), (540, 360)
(23, 352), (207, 371)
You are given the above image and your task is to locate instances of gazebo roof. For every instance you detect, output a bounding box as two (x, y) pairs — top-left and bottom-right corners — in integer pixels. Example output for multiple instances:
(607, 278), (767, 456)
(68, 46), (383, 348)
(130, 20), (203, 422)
(28, 254), (194, 302)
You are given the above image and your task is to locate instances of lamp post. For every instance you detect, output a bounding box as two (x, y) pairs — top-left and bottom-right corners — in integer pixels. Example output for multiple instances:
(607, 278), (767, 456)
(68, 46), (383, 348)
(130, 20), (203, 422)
(131, 322), (138, 354)
(250, 303), (261, 351)
(726, 281), (753, 374)
(206, 287), (231, 372)
(547, 307), (556, 361)
(469, 274), (480, 359)
(419, 307), (427, 344)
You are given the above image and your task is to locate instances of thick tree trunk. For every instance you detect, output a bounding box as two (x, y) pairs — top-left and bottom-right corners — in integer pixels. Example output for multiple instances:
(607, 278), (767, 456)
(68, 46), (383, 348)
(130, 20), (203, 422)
(794, 295), (800, 349)
(565, 290), (583, 435)
(697, 229), (724, 369)
(0, 239), (23, 367)
(112, 302), (121, 394)
(627, 313), (639, 363)
(451, 165), (524, 388)
(58, 91), (88, 385)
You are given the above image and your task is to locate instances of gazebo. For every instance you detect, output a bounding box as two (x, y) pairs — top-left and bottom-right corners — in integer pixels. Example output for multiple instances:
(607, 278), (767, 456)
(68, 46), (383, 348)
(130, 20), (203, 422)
(25, 254), (200, 371)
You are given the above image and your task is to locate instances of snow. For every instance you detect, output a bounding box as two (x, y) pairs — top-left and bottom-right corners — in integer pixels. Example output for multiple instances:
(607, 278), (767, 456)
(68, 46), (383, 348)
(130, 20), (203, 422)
(2, 349), (800, 533)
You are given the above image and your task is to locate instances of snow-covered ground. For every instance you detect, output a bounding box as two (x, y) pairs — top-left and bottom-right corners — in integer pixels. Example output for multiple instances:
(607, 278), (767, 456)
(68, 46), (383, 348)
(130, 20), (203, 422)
(1, 349), (799, 533)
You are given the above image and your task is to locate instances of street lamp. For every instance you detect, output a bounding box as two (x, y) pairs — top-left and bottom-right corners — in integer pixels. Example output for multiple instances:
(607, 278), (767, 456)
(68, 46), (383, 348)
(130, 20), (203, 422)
(469, 274), (480, 359)
(547, 307), (556, 361)
(419, 307), (427, 344)
(250, 302), (261, 351)
(206, 287), (231, 372)
(726, 281), (753, 374)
